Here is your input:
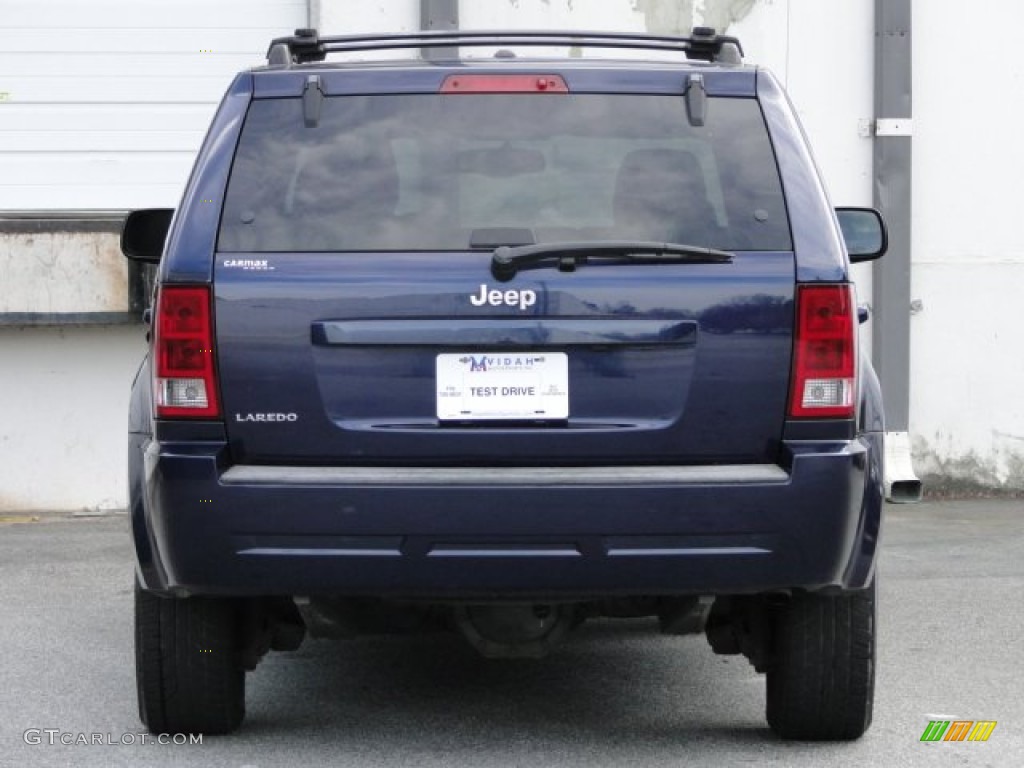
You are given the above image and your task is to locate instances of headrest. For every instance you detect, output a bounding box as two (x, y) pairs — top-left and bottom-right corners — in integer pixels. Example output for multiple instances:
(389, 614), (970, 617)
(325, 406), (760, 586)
(286, 137), (399, 217)
(613, 148), (714, 241)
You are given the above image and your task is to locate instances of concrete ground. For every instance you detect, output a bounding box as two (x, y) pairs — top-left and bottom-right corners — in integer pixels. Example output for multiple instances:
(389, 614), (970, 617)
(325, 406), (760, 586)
(0, 500), (1021, 768)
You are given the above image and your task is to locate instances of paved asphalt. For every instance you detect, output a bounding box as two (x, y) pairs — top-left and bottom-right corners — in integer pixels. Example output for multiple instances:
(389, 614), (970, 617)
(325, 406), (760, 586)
(0, 500), (1021, 768)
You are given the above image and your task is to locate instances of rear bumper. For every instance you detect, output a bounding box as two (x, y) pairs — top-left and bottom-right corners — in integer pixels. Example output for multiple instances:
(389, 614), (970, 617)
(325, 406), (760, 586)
(132, 437), (883, 599)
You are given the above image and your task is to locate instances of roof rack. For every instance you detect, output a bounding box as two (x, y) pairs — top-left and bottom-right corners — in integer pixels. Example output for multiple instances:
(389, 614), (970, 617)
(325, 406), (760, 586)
(265, 27), (744, 68)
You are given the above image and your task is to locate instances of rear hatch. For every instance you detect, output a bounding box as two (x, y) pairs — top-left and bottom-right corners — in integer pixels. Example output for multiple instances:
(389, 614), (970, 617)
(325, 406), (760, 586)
(214, 71), (794, 465)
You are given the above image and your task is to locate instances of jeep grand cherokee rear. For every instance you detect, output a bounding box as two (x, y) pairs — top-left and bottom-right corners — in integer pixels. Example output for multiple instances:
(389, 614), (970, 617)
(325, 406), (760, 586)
(124, 28), (887, 740)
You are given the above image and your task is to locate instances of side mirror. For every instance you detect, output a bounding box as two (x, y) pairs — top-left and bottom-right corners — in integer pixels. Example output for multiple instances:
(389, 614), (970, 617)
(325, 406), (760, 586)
(121, 209), (174, 263)
(836, 207), (887, 263)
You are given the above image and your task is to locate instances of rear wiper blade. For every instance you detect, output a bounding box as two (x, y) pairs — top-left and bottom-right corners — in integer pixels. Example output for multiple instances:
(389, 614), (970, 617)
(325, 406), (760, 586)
(491, 240), (733, 282)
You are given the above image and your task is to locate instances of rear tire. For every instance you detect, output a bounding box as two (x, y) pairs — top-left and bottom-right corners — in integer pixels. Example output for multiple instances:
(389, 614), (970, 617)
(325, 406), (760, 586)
(134, 581), (245, 735)
(765, 579), (876, 740)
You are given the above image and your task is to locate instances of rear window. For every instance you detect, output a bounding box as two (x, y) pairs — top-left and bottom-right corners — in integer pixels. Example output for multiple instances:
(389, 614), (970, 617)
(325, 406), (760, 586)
(219, 93), (791, 252)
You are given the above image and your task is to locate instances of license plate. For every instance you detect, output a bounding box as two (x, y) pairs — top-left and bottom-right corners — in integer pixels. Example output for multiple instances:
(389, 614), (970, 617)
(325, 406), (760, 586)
(436, 352), (569, 420)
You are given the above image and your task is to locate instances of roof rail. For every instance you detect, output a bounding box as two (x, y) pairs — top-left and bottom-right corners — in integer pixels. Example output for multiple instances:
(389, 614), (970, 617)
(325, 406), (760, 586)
(265, 27), (744, 68)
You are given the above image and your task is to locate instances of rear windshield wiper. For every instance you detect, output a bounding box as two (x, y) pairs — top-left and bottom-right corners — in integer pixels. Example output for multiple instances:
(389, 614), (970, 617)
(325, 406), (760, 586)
(491, 241), (733, 282)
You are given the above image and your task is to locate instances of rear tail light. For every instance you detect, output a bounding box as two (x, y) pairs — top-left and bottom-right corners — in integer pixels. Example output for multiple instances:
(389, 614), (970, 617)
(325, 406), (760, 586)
(153, 285), (220, 419)
(789, 284), (856, 419)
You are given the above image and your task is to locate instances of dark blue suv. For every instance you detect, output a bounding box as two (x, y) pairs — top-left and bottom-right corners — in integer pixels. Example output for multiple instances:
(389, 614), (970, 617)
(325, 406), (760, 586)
(123, 28), (888, 740)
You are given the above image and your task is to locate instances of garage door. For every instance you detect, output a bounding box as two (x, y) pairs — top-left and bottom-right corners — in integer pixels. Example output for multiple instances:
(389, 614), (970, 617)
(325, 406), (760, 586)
(0, 0), (307, 210)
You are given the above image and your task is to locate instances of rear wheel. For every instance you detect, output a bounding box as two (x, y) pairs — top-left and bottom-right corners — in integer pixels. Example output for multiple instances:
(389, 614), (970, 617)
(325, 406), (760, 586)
(765, 579), (876, 740)
(134, 581), (245, 735)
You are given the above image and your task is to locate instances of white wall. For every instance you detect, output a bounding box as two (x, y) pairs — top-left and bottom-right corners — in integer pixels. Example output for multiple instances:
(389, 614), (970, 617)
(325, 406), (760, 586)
(319, 0), (419, 34)
(0, 228), (129, 314)
(0, 325), (146, 512)
(0, 0), (307, 211)
(911, 0), (1024, 489)
(460, 0), (642, 36)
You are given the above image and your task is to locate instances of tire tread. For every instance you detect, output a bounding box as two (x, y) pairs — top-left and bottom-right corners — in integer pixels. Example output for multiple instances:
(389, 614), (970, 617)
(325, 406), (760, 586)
(135, 583), (245, 735)
(766, 581), (875, 740)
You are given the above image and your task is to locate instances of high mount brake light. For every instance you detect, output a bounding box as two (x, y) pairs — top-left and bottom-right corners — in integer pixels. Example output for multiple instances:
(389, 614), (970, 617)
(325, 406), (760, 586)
(153, 286), (221, 419)
(440, 74), (569, 93)
(789, 284), (856, 419)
